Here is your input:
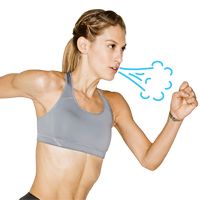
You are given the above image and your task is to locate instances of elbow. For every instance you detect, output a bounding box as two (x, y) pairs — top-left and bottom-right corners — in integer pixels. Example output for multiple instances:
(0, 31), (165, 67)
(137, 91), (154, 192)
(143, 165), (158, 171)
(141, 160), (160, 171)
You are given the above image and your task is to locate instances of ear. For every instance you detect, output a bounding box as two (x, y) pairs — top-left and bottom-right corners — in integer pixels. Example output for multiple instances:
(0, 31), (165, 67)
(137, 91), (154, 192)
(77, 37), (90, 54)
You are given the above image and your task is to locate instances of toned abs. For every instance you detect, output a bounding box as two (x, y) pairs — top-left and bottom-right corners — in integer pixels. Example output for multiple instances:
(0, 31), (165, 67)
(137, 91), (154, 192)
(30, 142), (103, 200)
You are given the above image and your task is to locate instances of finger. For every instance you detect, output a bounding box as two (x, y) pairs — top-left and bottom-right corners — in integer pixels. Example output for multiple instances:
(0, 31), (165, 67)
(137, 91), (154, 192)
(186, 97), (197, 104)
(188, 99), (198, 108)
(189, 91), (196, 98)
(183, 87), (195, 98)
(191, 90), (197, 98)
(179, 81), (189, 91)
(174, 90), (189, 98)
(184, 86), (192, 94)
(185, 87), (197, 99)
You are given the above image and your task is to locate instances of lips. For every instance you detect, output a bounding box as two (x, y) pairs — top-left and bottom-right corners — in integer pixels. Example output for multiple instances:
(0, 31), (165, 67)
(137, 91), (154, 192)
(110, 66), (119, 71)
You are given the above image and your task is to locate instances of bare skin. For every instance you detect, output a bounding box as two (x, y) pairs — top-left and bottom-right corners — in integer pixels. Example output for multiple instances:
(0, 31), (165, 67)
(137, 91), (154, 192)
(30, 71), (105, 200)
(32, 143), (103, 199)
(0, 25), (198, 199)
(0, 70), (107, 200)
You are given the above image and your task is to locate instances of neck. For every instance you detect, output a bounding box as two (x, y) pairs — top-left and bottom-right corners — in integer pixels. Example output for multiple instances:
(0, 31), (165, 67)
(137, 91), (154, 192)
(70, 67), (100, 98)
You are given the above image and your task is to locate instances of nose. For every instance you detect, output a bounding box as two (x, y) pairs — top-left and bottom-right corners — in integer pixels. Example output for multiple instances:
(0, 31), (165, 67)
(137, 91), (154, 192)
(114, 50), (123, 64)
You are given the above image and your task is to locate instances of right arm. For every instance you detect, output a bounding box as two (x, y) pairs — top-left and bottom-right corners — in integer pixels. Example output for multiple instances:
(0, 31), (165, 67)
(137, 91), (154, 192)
(0, 70), (50, 100)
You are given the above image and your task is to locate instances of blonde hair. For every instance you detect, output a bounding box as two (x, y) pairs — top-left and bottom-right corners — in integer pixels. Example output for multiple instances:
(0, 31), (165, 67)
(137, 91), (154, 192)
(62, 9), (126, 73)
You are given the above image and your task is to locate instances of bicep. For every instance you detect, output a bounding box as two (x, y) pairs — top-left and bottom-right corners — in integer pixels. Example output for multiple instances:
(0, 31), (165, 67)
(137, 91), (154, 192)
(0, 70), (47, 99)
(114, 93), (152, 163)
(0, 73), (30, 98)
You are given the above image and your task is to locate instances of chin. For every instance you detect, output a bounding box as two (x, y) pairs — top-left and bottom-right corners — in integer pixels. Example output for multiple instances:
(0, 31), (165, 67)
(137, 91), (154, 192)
(101, 73), (115, 81)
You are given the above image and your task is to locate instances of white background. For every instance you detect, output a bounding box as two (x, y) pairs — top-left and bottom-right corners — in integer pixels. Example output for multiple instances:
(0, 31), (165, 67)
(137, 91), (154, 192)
(0, 0), (199, 199)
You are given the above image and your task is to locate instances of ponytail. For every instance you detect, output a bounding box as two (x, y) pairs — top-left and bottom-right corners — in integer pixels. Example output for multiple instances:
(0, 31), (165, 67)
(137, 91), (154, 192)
(62, 38), (80, 73)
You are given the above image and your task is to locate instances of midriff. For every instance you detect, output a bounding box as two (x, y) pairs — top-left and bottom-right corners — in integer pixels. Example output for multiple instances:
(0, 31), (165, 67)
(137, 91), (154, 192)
(30, 142), (103, 200)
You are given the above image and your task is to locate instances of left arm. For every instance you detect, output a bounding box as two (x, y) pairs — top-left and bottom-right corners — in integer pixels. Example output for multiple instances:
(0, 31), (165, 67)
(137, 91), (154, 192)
(107, 81), (198, 170)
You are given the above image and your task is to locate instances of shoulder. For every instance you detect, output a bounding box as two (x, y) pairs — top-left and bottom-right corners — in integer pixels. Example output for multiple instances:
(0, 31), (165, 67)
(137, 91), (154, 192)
(100, 90), (132, 124)
(13, 69), (65, 99)
(14, 69), (64, 87)
(101, 90), (127, 105)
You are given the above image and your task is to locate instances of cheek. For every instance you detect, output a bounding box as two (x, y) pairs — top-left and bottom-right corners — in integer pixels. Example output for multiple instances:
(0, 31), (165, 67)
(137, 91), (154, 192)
(97, 51), (109, 64)
(89, 48), (110, 67)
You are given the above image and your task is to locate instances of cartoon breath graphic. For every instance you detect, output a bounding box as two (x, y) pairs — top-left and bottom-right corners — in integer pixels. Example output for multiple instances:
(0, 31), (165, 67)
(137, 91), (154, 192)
(118, 61), (173, 101)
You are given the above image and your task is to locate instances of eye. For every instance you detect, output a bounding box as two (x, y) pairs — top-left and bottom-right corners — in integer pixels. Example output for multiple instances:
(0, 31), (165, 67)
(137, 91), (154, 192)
(107, 44), (116, 49)
(122, 46), (126, 51)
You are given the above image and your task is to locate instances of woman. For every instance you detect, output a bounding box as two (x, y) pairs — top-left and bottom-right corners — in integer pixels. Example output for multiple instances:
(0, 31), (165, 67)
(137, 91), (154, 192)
(0, 9), (198, 200)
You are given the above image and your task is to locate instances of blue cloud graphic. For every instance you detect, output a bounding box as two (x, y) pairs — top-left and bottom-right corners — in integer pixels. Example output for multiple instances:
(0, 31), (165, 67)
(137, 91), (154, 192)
(118, 60), (173, 101)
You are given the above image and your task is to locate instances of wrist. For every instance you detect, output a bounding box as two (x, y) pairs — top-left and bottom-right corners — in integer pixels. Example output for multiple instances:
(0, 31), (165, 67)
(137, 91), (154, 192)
(168, 111), (182, 122)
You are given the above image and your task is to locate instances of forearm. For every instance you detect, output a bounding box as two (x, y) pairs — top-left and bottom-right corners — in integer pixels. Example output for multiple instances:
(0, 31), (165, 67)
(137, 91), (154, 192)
(142, 114), (183, 170)
(0, 73), (17, 98)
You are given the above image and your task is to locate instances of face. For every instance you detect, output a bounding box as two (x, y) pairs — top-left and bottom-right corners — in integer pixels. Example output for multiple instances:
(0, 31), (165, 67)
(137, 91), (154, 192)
(86, 25), (126, 81)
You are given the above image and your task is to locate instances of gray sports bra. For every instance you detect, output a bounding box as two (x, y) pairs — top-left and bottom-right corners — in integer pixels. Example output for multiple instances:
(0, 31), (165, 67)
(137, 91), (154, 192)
(37, 73), (113, 158)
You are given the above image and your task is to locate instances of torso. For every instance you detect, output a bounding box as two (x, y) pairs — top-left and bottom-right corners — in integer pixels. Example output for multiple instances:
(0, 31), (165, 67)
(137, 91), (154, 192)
(31, 142), (103, 200)
(30, 71), (115, 200)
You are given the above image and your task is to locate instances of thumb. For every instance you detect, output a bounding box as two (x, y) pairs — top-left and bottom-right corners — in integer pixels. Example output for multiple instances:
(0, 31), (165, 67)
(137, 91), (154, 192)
(179, 81), (188, 91)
